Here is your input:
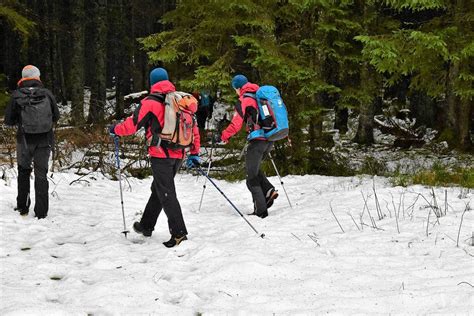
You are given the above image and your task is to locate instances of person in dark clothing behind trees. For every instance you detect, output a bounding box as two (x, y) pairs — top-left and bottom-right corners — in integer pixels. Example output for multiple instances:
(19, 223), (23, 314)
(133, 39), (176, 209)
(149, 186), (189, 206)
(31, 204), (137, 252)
(195, 89), (214, 139)
(4, 65), (60, 219)
(109, 67), (201, 248)
(213, 74), (278, 219)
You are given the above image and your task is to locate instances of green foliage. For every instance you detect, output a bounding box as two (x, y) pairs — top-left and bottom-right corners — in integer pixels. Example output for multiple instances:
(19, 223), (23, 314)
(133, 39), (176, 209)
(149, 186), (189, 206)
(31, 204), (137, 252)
(0, 74), (9, 116)
(0, 1), (35, 38)
(391, 164), (474, 188)
(360, 156), (388, 176)
(307, 148), (355, 176)
(357, 1), (474, 101)
(137, 0), (473, 172)
(438, 128), (456, 144)
(382, 0), (445, 11)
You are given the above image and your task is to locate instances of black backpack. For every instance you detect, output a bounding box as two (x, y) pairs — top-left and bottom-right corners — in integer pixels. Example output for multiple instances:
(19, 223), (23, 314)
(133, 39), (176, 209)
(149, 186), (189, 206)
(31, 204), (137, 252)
(14, 87), (53, 134)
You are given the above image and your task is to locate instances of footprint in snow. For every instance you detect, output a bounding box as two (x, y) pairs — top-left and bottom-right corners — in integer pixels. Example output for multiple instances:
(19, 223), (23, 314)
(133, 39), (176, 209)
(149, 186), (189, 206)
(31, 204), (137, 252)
(128, 237), (146, 244)
(44, 292), (61, 303)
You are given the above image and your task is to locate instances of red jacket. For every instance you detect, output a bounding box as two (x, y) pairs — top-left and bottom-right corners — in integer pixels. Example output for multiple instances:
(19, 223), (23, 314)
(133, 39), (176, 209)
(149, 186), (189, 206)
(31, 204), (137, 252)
(221, 82), (261, 142)
(114, 80), (200, 159)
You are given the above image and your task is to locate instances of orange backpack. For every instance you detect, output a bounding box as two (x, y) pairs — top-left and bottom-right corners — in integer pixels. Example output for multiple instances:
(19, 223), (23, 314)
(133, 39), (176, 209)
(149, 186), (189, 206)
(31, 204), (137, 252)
(154, 91), (198, 149)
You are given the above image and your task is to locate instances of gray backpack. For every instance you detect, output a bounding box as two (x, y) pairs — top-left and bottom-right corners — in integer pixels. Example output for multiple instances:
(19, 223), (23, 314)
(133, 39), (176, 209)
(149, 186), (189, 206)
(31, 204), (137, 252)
(15, 87), (53, 134)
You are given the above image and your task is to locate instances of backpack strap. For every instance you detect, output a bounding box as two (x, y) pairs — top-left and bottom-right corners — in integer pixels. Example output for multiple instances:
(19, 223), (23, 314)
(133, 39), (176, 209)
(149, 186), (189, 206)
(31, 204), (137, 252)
(146, 92), (166, 103)
(243, 92), (256, 99)
(241, 92), (260, 131)
(140, 93), (166, 149)
(234, 101), (244, 118)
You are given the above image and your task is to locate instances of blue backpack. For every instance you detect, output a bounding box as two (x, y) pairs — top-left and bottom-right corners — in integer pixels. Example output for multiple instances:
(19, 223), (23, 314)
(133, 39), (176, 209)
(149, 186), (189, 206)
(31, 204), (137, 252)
(245, 85), (289, 141)
(200, 90), (211, 108)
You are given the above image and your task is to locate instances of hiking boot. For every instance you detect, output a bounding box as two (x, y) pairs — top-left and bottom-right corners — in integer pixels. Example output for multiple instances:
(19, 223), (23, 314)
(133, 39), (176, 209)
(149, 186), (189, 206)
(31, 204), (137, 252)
(163, 234), (187, 248)
(15, 207), (29, 216)
(248, 210), (268, 219)
(15, 197), (31, 216)
(266, 188), (279, 208)
(133, 222), (152, 237)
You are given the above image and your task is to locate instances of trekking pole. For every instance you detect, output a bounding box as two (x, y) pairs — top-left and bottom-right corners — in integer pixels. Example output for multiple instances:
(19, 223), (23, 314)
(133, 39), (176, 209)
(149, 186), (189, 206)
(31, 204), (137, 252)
(113, 136), (130, 238)
(268, 152), (293, 209)
(238, 143), (248, 160)
(194, 165), (265, 238)
(197, 143), (214, 212)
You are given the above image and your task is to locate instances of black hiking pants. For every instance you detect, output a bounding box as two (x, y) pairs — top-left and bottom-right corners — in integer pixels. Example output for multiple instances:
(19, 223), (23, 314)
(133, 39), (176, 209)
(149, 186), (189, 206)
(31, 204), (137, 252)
(245, 140), (275, 215)
(196, 106), (210, 130)
(140, 157), (187, 236)
(17, 142), (51, 218)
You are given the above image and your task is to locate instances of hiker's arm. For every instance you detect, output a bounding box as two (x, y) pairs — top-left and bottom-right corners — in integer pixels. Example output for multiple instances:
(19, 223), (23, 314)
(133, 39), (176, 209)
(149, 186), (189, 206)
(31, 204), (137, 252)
(114, 101), (152, 136)
(4, 95), (18, 126)
(48, 91), (60, 123)
(221, 109), (244, 142)
(189, 121), (201, 155)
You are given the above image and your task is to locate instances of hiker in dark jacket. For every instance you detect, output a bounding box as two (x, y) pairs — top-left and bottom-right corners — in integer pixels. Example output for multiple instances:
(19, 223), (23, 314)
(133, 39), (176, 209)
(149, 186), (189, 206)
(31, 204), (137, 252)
(214, 74), (278, 218)
(4, 65), (60, 219)
(110, 67), (201, 248)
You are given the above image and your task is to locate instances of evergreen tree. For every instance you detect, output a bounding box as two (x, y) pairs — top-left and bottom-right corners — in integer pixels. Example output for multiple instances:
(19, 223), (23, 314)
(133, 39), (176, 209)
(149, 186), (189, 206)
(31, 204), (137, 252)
(356, 0), (473, 150)
(0, 1), (35, 111)
(69, 0), (86, 125)
(88, 0), (108, 124)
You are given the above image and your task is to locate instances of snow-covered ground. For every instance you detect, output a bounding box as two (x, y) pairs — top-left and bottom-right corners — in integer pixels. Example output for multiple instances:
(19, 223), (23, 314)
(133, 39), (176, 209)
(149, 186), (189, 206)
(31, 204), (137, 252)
(0, 170), (473, 315)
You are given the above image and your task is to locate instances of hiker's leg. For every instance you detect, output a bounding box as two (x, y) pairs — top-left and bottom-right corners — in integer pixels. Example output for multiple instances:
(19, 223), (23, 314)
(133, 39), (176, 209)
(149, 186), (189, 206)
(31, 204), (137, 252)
(259, 141), (275, 194)
(151, 158), (187, 236)
(246, 140), (267, 215)
(16, 142), (33, 211)
(140, 180), (163, 231)
(32, 145), (50, 218)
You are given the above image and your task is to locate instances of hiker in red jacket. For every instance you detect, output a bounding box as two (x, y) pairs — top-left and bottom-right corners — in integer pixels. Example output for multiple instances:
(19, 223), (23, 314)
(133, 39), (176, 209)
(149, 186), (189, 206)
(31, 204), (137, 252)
(110, 67), (201, 247)
(214, 74), (278, 218)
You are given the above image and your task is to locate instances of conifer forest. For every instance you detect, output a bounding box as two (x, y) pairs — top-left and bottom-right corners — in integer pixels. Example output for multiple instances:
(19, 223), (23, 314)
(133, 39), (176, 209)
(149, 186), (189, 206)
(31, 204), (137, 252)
(1, 1), (474, 314)
(1, 0), (473, 182)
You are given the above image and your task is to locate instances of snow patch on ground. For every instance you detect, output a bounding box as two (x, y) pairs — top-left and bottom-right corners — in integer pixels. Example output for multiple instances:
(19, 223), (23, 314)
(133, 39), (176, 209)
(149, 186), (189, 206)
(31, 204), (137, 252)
(0, 170), (473, 314)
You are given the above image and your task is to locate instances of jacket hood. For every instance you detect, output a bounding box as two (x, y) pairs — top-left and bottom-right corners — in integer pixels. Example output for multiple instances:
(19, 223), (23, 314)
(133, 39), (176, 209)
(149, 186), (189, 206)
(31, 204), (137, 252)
(18, 78), (43, 88)
(239, 82), (259, 96)
(150, 80), (176, 94)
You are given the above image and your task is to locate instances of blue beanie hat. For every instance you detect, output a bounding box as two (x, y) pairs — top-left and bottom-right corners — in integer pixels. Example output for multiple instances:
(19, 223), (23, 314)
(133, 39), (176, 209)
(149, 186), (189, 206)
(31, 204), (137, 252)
(231, 74), (248, 89)
(149, 67), (169, 85)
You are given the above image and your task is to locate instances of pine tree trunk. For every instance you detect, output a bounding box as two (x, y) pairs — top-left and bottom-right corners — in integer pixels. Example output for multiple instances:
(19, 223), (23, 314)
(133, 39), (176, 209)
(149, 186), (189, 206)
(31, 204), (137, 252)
(2, 19), (23, 89)
(354, 65), (375, 144)
(35, 1), (54, 90)
(69, 0), (85, 125)
(130, 4), (149, 91)
(458, 97), (473, 150)
(114, 0), (132, 119)
(444, 60), (458, 138)
(444, 60), (472, 149)
(51, 31), (67, 103)
(353, 2), (375, 145)
(88, 0), (107, 123)
(447, 0), (473, 150)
